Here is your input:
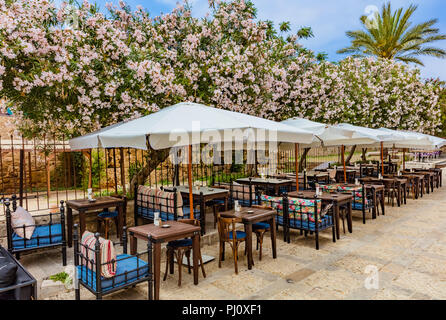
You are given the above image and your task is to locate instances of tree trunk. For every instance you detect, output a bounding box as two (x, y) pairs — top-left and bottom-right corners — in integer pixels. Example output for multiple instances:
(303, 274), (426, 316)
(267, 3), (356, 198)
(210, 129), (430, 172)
(361, 148), (367, 162)
(345, 145), (357, 166)
(298, 148), (310, 172)
(130, 145), (170, 188)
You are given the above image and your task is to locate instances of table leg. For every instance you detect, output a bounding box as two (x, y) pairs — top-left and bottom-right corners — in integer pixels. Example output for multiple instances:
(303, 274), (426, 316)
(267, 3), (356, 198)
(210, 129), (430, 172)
(380, 190), (385, 215)
(348, 201), (353, 233)
(224, 196), (228, 211)
(117, 204), (123, 240)
(153, 242), (161, 300)
(246, 223), (253, 270)
(129, 233), (137, 255)
(403, 183), (407, 204)
(334, 204), (340, 239)
(372, 189), (377, 219)
(67, 207), (73, 248)
(270, 216), (277, 259)
(79, 210), (86, 236)
(192, 233), (199, 285)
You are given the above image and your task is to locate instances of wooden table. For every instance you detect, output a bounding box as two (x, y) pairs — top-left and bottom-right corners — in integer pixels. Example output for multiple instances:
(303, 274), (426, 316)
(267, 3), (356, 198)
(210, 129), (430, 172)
(288, 190), (352, 239)
(163, 185), (229, 234)
(359, 177), (402, 207)
(328, 183), (385, 219)
(236, 177), (293, 195)
(414, 171), (436, 193)
(128, 221), (201, 300)
(219, 207), (277, 270)
(66, 196), (125, 247)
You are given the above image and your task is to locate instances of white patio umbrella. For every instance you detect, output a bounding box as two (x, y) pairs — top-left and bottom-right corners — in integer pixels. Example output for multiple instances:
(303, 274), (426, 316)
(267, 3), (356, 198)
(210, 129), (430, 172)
(281, 117), (379, 147)
(281, 118), (381, 183)
(401, 131), (446, 150)
(378, 128), (433, 149)
(333, 123), (402, 177)
(377, 128), (436, 170)
(70, 102), (315, 217)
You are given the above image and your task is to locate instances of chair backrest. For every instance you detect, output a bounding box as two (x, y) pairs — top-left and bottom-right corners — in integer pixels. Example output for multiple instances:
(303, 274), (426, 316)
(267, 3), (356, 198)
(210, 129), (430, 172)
(134, 185), (183, 217)
(217, 215), (237, 242)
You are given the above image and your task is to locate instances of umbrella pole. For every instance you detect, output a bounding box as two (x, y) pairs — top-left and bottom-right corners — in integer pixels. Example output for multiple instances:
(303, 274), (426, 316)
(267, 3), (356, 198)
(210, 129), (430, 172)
(188, 144), (194, 219)
(381, 142), (384, 175)
(342, 145), (346, 183)
(403, 149), (406, 171)
(295, 143), (299, 191)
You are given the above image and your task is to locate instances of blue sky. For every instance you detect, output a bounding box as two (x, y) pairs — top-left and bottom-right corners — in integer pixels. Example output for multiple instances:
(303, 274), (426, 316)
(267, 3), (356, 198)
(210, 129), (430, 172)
(59, 0), (446, 80)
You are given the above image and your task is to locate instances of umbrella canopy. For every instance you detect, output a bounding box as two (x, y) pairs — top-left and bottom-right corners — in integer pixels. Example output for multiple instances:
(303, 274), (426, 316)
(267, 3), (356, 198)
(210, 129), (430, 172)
(69, 102), (315, 151)
(400, 131), (446, 150)
(332, 123), (398, 145)
(281, 118), (379, 147)
(377, 128), (433, 149)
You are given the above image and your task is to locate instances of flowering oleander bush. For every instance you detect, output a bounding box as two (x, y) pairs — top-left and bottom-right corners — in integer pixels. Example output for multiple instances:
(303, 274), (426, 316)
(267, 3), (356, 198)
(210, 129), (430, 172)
(278, 57), (442, 134)
(0, 0), (442, 138)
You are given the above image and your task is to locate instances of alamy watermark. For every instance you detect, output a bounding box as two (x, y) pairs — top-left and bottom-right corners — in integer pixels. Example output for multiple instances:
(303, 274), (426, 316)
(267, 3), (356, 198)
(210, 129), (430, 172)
(167, 121), (279, 165)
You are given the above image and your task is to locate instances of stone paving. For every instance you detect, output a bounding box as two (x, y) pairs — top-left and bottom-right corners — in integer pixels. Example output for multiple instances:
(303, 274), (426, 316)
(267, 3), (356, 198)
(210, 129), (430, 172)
(18, 172), (446, 300)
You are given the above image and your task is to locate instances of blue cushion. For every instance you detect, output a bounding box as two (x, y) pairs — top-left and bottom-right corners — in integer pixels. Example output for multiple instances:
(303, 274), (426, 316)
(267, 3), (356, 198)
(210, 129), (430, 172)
(98, 210), (118, 218)
(275, 215), (333, 231)
(167, 239), (192, 247)
(351, 202), (372, 210)
(228, 231), (246, 240)
(12, 224), (62, 249)
(252, 222), (270, 230)
(77, 254), (149, 292)
(137, 206), (200, 221)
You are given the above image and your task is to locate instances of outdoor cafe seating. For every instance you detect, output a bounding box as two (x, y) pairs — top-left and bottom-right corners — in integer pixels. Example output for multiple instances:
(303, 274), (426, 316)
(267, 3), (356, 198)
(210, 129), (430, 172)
(133, 185), (203, 227)
(4, 196), (67, 266)
(259, 194), (336, 250)
(73, 225), (152, 300)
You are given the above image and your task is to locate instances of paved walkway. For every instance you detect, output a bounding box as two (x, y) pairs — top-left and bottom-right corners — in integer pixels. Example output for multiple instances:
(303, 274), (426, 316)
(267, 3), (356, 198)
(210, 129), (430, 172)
(20, 174), (446, 300)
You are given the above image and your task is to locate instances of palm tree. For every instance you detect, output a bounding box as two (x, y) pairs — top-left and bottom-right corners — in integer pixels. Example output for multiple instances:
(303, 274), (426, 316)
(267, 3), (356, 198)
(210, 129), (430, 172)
(337, 2), (446, 65)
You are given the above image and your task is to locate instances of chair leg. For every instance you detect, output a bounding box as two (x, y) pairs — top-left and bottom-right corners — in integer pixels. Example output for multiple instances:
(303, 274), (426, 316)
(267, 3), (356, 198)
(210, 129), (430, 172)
(104, 220), (110, 239)
(332, 224), (336, 243)
(218, 242), (223, 268)
(258, 233), (264, 261)
(75, 288), (80, 300)
(315, 231), (319, 250)
(163, 248), (170, 281)
(169, 247), (175, 274)
(176, 249), (184, 287)
(186, 250), (191, 274)
(233, 244), (238, 274)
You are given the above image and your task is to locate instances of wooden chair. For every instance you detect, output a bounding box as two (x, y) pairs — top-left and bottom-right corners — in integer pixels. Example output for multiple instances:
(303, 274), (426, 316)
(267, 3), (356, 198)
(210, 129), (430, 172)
(251, 205), (271, 261)
(97, 195), (127, 239)
(163, 219), (206, 286)
(217, 214), (246, 274)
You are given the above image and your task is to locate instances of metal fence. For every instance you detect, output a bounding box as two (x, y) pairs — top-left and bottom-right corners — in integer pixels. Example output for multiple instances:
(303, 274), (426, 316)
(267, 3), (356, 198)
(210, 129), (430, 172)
(0, 134), (376, 214)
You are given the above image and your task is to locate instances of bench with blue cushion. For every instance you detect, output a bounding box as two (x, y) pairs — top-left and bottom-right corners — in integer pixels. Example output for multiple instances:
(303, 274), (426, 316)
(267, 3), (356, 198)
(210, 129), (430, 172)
(5, 196), (67, 266)
(12, 224), (62, 250)
(77, 254), (149, 292)
(74, 225), (152, 300)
